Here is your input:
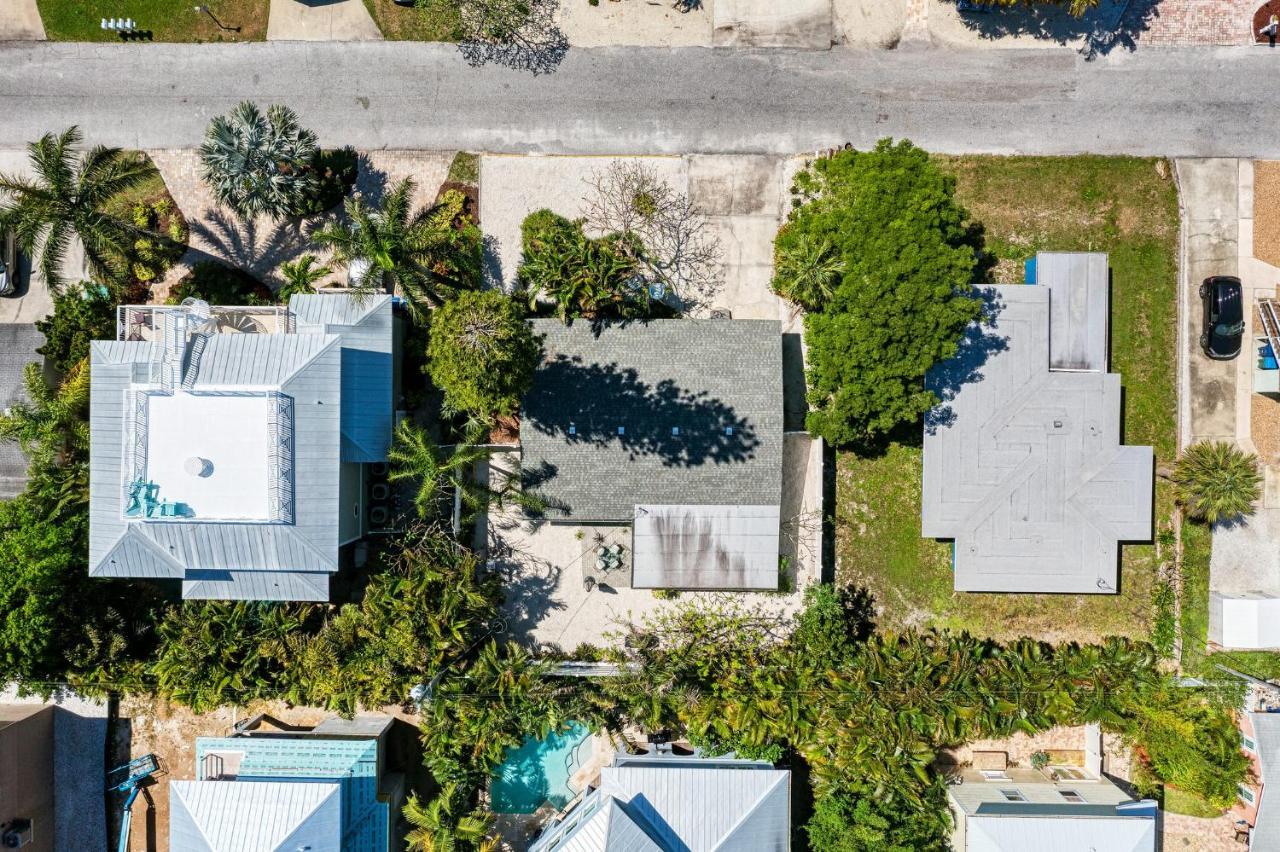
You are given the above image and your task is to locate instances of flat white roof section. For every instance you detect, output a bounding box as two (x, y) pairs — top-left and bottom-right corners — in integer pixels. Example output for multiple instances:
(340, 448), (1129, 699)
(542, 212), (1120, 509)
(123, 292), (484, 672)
(967, 814), (1154, 852)
(1210, 592), (1280, 649)
(631, 504), (781, 590)
(144, 392), (273, 521)
(1037, 251), (1110, 372)
(922, 280), (1153, 594)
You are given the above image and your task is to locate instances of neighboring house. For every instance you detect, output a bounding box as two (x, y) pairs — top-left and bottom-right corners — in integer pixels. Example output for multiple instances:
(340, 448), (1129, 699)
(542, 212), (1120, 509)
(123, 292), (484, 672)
(529, 755), (790, 851)
(1234, 684), (1280, 849)
(945, 737), (1156, 852)
(0, 324), (45, 499)
(520, 319), (784, 591)
(0, 705), (54, 852)
(921, 253), (1154, 594)
(88, 293), (395, 601)
(170, 715), (405, 852)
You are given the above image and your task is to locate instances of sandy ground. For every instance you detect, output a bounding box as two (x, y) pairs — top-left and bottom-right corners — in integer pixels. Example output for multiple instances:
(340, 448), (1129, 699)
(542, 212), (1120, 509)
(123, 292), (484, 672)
(1253, 162), (1280, 268)
(556, 0), (713, 47)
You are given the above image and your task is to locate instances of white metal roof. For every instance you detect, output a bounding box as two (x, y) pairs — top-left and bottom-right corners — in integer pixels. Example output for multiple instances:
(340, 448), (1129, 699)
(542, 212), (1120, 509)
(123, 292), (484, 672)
(1251, 713), (1280, 851)
(169, 779), (341, 852)
(1212, 593), (1280, 649)
(967, 814), (1154, 852)
(631, 504), (781, 590)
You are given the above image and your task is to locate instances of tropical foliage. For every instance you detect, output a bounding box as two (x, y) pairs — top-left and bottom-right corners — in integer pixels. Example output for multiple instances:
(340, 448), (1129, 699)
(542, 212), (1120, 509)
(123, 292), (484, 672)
(199, 101), (319, 220)
(0, 361), (90, 516)
(275, 253), (331, 300)
(312, 181), (482, 318)
(518, 209), (650, 322)
(0, 127), (160, 291)
(35, 284), (117, 374)
(1173, 440), (1262, 523)
(426, 290), (542, 418)
(776, 139), (984, 447)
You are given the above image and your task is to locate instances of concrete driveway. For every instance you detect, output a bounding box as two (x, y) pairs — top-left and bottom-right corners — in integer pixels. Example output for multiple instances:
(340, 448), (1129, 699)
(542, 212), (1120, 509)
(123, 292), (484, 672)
(713, 0), (832, 48)
(267, 0), (382, 41)
(1177, 158), (1240, 446)
(0, 0), (45, 41)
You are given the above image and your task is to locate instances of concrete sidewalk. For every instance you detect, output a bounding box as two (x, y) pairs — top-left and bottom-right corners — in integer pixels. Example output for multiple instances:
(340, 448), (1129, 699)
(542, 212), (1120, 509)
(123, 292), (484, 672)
(267, 0), (382, 41)
(0, 0), (45, 41)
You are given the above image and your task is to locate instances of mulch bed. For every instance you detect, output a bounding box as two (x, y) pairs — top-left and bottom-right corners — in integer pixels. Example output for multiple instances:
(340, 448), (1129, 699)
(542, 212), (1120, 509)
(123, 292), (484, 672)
(1254, 162), (1280, 267)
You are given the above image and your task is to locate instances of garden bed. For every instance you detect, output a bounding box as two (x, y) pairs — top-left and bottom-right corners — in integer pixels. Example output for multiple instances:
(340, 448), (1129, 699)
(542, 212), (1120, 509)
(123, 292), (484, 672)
(37, 0), (268, 41)
(835, 156), (1180, 642)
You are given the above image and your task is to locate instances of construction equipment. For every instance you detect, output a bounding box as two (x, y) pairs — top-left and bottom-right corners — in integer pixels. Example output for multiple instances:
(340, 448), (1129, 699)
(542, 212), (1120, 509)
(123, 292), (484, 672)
(107, 754), (159, 852)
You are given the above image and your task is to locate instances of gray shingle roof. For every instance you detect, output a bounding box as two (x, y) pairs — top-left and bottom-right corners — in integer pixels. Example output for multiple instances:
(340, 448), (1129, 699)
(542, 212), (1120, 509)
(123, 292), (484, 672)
(520, 319), (784, 523)
(0, 324), (44, 498)
(921, 271), (1153, 594)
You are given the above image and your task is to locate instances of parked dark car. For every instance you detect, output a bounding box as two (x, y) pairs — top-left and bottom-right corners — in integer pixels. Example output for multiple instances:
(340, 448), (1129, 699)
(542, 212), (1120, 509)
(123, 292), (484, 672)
(1200, 275), (1244, 360)
(0, 231), (16, 297)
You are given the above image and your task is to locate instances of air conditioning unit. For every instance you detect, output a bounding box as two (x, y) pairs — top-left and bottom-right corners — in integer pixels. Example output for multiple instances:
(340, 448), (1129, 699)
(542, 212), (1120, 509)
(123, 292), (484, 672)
(2, 819), (33, 849)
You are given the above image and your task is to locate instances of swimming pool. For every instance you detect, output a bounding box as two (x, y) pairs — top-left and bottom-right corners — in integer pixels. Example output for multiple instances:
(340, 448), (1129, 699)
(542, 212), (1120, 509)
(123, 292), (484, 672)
(490, 722), (593, 814)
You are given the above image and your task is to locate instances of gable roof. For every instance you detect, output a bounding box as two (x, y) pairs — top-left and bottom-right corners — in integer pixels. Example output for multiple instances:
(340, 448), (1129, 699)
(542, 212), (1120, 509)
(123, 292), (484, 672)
(89, 333), (341, 599)
(170, 780), (341, 852)
(966, 813), (1154, 852)
(290, 293), (394, 463)
(921, 276), (1153, 594)
(520, 319), (784, 523)
(533, 759), (789, 852)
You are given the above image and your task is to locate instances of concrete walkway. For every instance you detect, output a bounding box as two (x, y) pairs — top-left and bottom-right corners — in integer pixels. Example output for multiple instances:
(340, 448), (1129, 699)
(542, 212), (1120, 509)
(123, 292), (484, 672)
(267, 0), (382, 41)
(0, 0), (45, 41)
(1176, 158), (1240, 447)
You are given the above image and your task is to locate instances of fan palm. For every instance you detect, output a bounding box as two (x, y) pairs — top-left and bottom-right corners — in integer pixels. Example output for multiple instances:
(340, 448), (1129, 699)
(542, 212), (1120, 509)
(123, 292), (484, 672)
(388, 418), (543, 522)
(0, 127), (158, 291)
(311, 179), (482, 318)
(199, 101), (319, 220)
(771, 232), (844, 312)
(1173, 440), (1262, 523)
(275, 253), (331, 300)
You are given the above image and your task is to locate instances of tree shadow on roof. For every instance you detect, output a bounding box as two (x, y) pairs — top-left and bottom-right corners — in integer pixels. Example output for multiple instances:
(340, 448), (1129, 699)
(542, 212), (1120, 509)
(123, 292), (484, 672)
(523, 353), (761, 468)
(925, 286), (1010, 435)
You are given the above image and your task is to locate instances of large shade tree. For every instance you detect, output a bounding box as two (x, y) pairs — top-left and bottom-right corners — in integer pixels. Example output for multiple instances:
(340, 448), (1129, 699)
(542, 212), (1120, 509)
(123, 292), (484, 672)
(426, 290), (541, 418)
(773, 139), (983, 447)
(312, 180), (482, 318)
(0, 127), (158, 291)
(199, 101), (319, 220)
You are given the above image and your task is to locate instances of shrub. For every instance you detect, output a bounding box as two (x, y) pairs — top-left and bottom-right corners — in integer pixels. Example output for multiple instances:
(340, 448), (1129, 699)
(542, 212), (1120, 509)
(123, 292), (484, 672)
(288, 147), (359, 217)
(806, 788), (951, 852)
(168, 261), (273, 306)
(35, 284), (117, 374)
(199, 101), (319, 220)
(1174, 440), (1262, 523)
(426, 290), (541, 418)
(777, 139), (983, 447)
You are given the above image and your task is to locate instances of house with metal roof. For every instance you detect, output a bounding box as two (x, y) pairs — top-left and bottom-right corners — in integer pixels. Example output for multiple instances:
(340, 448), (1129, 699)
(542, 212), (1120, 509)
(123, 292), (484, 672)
(921, 252), (1154, 594)
(519, 319), (785, 591)
(528, 756), (790, 852)
(945, 757), (1156, 852)
(88, 293), (395, 601)
(170, 715), (404, 852)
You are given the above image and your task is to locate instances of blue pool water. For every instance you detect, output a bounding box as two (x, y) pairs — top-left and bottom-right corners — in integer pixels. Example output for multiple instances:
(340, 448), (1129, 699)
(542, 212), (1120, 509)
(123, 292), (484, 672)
(490, 722), (592, 814)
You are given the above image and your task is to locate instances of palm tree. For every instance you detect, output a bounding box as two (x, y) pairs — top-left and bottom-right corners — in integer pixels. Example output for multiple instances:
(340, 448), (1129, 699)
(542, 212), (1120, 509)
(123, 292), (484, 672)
(275, 253), (331, 300)
(0, 127), (158, 291)
(519, 209), (645, 321)
(199, 101), (319, 220)
(0, 359), (90, 518)
(1173, 440), (1262, 523)
(387, 419), (543, 523)
(404, 787), (498, 852)
(771, 232), (844, 312)
(311, 180), (482, 318)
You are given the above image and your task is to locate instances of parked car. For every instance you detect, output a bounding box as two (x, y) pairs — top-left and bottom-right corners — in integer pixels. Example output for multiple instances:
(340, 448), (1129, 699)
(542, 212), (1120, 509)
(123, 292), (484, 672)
(0, 231), (15, 297)
(1200, 275), (1244, 360)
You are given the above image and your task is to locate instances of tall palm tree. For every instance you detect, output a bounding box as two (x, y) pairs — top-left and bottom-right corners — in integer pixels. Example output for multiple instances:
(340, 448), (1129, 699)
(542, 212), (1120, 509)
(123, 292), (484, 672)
(0, 127), (158, 291)
(771, 232), (844, 312)
(1173, 440), (1262, 523)
(311, 179), (482, 318)
(275, 253), (331, 300)
(199, 101), (319, 220)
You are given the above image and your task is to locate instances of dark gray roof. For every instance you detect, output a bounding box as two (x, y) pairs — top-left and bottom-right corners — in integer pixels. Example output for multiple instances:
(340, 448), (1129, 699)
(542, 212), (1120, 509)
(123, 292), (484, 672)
(520, 319), (784, 523)
(0, 324), (44, 499)
(290, 293), (394, 463)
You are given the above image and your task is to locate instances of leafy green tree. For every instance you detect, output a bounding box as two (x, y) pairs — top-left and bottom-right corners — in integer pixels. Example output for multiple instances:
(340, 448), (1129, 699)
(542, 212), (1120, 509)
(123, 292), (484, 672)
(389, 419), (543, 522)
(275, 253), (331, 301)
(0, 360), (90, 517)
(1173, 440), (1262, 523)
(792, 583), (876, 671)
(199, 101), (319, 220)
(312, 181), (482, 318)
(807, 787), (950, 852)
(518, 209), (649, 322)
(0, 127), (159, 291)
(426, 290), (541, 418)
(35, 284), (117, 374)
(777, 140), (983, 447)
(771, 231), (845, 312)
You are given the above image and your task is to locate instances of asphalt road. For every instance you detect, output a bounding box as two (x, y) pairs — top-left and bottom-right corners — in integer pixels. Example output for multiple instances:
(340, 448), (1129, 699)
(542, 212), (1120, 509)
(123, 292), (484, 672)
(0, 41), (1269, 155)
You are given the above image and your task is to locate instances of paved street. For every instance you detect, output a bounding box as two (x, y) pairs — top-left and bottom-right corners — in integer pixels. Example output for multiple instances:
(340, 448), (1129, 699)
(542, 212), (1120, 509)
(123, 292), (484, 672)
(0, 42), (1274, 156)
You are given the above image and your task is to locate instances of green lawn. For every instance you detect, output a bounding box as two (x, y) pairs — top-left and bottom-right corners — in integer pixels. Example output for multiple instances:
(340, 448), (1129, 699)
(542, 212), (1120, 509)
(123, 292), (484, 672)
(1164, 786), (1225, 819)
(37, 0), (268, 41)
(835, 156), (1180, 643)
(362, 0), (461, 40)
